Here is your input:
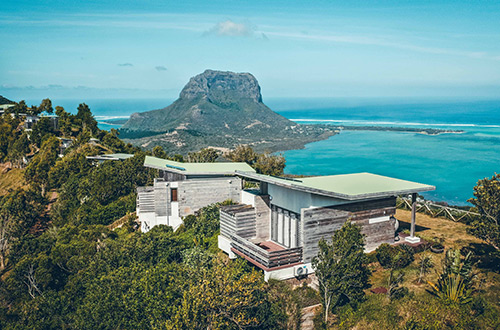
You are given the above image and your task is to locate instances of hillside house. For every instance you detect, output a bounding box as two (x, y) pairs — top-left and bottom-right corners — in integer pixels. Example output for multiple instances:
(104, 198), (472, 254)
(218, 172), (433, 280)
(23, 114), (59, 130)
(136, 156), (255, 232)
(137, 156), (434, 280)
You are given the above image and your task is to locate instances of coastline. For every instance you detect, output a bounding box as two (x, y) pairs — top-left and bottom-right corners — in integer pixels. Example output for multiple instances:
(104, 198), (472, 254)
(332, 125), (465, 136)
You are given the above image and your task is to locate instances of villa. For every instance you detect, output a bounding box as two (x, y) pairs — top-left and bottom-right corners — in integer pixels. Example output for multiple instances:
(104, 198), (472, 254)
(137, 156), (255, 231)
(136, 156), (434, 280)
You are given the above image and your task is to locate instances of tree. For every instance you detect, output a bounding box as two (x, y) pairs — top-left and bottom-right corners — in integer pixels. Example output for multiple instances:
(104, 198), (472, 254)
(55, 106), (73, 137)
(169, 257), (268, 329)
(38, 99), (53, 114)
(187, 148), (220, 162)
(152, 145), (168, 159)
(31, 117), (57, 147)
(387, 269), (406, 301)
(25, 136), (60, 195)
(8, 132), (30, 168)
(225, 145), (258, 165)
(312, 221), (370, 323)
(10, 100), (29, 116)
(226, 145), (286, 176)
(418, 252), (433, 284)
(467, 173), (500, 250)
(254, 152), (285, 176)
(75, 103), (98, 134)
(0, 113), (21, 162)
(0, 189), (44, 271)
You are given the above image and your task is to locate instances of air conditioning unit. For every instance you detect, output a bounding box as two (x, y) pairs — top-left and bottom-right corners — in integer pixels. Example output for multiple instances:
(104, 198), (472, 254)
(295, 265), (308, 277)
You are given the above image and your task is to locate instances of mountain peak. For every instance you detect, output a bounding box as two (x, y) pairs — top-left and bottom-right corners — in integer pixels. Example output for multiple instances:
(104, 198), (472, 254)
(121, 70), (334, 154)
(179, 70), (262, 103)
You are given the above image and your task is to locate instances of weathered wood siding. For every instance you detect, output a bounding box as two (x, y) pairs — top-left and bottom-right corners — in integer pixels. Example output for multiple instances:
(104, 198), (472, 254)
(178, 177), (242, 216)
(231, 234), (303, 270)
(331, 197), (396, 214)
(301, 207), (350, 263)
(254, 195), (271, 241)
(159, 170), (186, 182)
(332, 197), (396, 251)
(356, 217), (396, 251)
(220, 204), (256, 239)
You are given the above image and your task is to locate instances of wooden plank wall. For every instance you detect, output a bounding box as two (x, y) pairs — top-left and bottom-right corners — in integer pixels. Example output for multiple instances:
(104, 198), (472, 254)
(159, 170), (186, 182)
(356, 217), (396, 251)
(333, 197), (396, 251)
(301, 207), (351, 263)
(178, 177), (242, 216)
(254, 195), (271, 242)
(235, 210), (257, 238)
(331, 197), (396, 213)
(220, 205), (256, 239)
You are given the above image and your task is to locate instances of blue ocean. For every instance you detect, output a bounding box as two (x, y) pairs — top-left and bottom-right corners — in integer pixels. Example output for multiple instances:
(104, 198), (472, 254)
(26, 97), (500, 206)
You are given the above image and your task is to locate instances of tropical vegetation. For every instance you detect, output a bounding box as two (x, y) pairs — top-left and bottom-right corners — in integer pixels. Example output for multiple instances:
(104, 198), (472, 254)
(0, 98), (499, 329)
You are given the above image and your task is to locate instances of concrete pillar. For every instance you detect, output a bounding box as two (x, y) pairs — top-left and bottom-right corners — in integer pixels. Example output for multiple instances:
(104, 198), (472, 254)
(405, 193), (421, 243)
(410, 193), (417, 237)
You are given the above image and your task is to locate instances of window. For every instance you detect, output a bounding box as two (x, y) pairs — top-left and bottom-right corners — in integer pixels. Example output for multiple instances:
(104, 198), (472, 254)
(171, 188), (178, 202)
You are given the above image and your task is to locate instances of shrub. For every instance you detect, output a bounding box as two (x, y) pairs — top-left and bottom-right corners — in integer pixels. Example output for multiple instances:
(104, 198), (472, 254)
(471, 296), (487, 316)
(428, 249), (475, 304)
(376, 243), (394, 268)
(366, 251), (378, 264)
(376, 243), (414, 269)
(394, 244), (415, 268)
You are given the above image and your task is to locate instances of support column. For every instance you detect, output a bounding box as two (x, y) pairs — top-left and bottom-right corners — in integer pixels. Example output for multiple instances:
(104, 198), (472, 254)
(405, 193), (421, 243)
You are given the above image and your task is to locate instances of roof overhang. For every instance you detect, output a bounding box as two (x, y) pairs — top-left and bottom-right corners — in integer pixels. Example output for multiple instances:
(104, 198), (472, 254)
(236, 171), (435, 201)
(143, 156), (256, 176)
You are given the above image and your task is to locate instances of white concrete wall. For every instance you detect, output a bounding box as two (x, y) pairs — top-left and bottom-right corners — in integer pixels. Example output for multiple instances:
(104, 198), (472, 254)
(263, 263), (314, 281)
(241, 190), (257, 207)
(140, 212), (156, 233)
(218, 235), (237, 259)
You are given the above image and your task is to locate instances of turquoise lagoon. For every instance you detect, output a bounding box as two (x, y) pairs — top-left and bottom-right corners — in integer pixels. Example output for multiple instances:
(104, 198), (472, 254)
(25, 98), (500, 205)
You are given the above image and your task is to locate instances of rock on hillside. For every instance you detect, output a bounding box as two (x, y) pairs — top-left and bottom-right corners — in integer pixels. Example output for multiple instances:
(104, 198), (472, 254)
(120, 70), (335, 154)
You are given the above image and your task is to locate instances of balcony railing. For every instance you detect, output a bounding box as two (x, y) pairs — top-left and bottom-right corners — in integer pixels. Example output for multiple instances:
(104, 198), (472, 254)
(230, 234), (302, 270)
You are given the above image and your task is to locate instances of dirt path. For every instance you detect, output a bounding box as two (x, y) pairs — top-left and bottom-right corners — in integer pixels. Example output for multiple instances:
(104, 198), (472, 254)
(301, 304), (321, 330)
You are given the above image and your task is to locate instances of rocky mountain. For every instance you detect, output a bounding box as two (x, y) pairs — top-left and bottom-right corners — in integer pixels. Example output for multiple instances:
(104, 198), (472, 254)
(120, 70), (334, 153)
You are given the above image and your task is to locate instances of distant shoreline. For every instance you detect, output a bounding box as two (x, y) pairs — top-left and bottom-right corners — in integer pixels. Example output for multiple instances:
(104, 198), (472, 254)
(101, 117), (465, 136)
(335, 125), (465, 135)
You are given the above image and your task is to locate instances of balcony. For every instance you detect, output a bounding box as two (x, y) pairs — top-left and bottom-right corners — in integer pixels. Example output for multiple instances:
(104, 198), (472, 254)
(221, 203), (303, 271)
(230, 234), (303, 271)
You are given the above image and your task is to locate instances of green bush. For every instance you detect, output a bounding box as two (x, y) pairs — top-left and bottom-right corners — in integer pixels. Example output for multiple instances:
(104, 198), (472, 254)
(394, 244), (415, 268)
(376, 243), (414, 269)
(366, 251), (378, 264)
(376, 243), (394, 268)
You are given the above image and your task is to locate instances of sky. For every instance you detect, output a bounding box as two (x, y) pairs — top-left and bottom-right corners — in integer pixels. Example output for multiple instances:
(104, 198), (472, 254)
(1, 0), (500, 100)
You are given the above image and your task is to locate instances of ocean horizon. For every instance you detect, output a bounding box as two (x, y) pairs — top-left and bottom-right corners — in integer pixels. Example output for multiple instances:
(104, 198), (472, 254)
(23, 97), (500, 206)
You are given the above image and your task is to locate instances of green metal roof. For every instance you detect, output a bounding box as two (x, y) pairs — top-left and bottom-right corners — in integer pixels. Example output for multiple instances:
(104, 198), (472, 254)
(106, 153), (134, 160)
(144, 156), (256, 175)
(86, 153), (134, 161)
(236, 172), (435, 200)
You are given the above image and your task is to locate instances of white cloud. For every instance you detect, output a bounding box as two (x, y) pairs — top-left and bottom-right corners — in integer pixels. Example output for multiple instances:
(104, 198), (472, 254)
(206, 20), (253, 37)
(263, 30), (500, 62)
